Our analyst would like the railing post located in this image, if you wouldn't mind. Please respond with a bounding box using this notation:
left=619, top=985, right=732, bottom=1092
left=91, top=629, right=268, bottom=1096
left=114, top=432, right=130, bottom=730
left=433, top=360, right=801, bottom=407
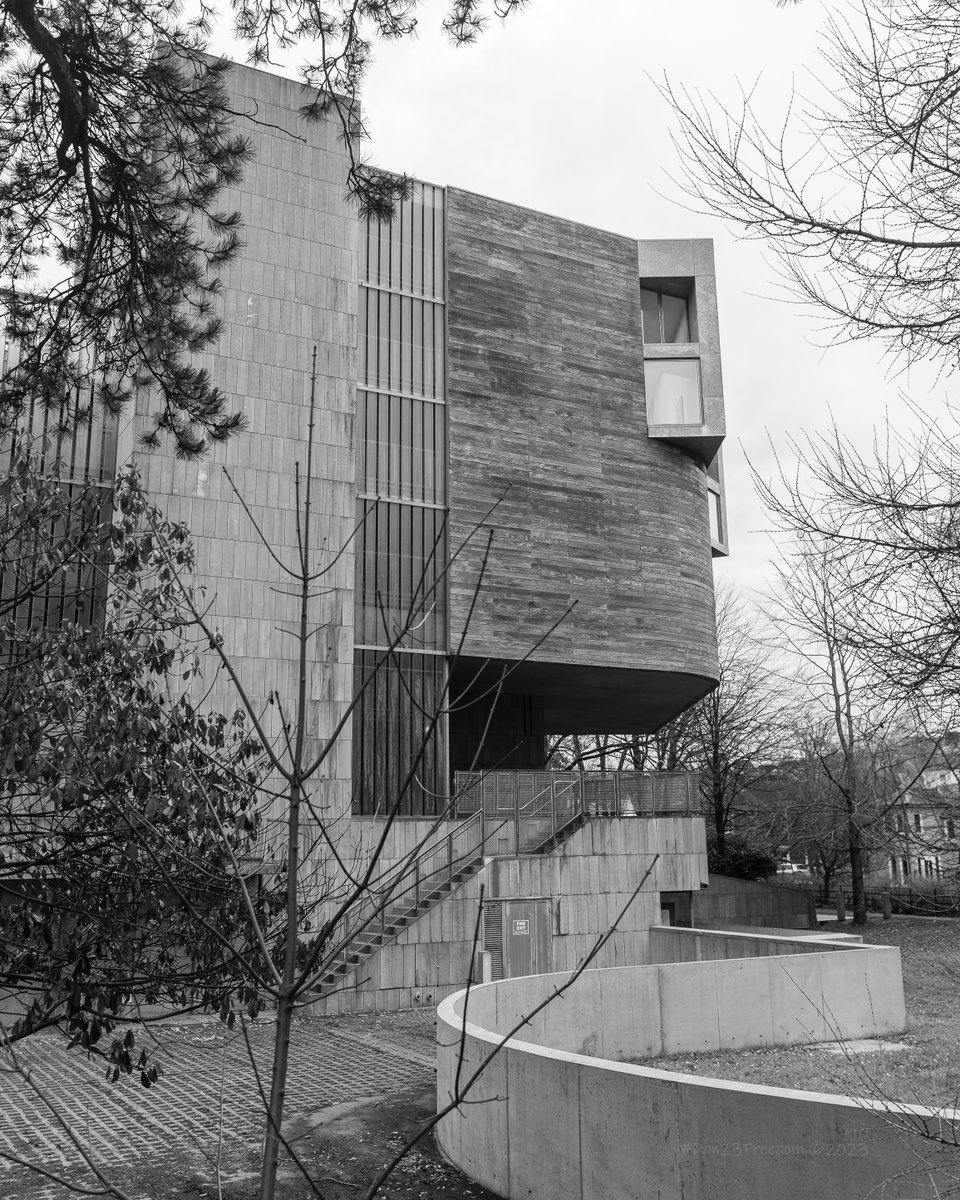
left=515, top=781, right=520, bottom=857
left=448, top=831, right=454, bottom=876
left=415, top=859, right=421, bottom=909
left=614, top=772, right=621, bottom=818
left=551, top=777, right=557, bottom=835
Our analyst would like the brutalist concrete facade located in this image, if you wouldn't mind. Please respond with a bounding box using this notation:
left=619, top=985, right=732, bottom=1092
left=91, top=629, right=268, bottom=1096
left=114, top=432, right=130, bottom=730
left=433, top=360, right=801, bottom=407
left=115, top=61, right=727, bottom=1009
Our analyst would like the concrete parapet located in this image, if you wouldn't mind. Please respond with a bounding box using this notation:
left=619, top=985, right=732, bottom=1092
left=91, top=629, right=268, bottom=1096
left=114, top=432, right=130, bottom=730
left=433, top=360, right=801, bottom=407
left=436, top=933, right=954, bottom=1199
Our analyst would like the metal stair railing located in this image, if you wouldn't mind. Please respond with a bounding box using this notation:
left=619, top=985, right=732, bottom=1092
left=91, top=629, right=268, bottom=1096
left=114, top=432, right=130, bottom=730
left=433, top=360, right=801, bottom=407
left=319, top=808, right=485, bottom=986
left=455, top=770, right=700, bottom=855
left=516, top=776, right=582, bottom=854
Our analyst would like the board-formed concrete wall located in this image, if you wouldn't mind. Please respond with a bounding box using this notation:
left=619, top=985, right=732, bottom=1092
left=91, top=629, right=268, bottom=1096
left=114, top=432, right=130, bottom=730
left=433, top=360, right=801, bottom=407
left=436, top=935, right=958, bottom=1200
left=312, top=815, right=708, bottom=1013
left=485, top=816, right=708, bottom=972
left=691, top=872, right=816, bottom=930
left=445, top=188, right=718, bottom=689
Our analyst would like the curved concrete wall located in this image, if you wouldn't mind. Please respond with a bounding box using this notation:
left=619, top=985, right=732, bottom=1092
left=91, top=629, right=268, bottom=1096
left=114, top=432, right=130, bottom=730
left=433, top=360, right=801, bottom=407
left=437, top=936, right=957, bottom=1200
left=445, top=189, right=717, bottom=685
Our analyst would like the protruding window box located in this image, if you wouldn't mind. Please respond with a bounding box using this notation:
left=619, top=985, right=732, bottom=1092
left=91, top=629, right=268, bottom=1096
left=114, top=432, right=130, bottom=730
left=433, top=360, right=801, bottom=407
left=643, top=342, right=725, bottom=465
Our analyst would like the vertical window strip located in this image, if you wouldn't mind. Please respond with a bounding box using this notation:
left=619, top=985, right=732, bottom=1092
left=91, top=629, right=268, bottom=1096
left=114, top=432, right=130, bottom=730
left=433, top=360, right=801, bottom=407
left=357, top=393, right=447, bottom=507
left=352, top=649, right=446, bottom=815
left=354, top=183, right=448, bottom=816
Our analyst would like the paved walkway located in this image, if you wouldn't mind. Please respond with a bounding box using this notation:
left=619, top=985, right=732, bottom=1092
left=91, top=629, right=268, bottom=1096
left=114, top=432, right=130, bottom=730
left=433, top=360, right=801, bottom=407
left=0, top=1011, right=438, bottom=1199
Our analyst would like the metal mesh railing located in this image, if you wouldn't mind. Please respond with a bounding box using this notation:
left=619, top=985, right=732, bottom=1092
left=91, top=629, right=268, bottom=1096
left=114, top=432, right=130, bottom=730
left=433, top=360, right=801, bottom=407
left=454, top=770, right=700, bottom=855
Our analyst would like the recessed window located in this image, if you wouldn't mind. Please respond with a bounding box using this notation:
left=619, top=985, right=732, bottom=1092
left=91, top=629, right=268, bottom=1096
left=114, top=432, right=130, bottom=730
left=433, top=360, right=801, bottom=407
left=708, top=489, right=723, bottom=544
left=640, top=286, right=695, bottom=344
left=645, top=359, right=703, bottom=425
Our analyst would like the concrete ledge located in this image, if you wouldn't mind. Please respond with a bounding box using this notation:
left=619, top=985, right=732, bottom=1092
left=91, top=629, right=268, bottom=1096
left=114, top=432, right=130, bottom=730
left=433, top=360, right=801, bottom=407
left=437, top=932, right=956, bottom=1199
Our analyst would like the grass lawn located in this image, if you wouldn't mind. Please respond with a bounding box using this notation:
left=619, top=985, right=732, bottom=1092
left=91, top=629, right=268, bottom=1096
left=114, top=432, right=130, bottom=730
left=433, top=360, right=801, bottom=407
left=628, top=916, right=960, bottom=1109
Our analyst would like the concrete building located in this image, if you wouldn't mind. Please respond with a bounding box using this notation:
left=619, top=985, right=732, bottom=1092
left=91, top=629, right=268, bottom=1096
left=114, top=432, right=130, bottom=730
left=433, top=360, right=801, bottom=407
left=36, top=62, right=731, bottom=1009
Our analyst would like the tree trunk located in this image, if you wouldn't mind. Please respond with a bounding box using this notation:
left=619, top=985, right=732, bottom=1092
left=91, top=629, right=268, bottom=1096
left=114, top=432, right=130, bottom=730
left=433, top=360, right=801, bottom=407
left=260, top=985, right=296, bottom=1198
left=846, top=802, right=868, bottom=926
left=713, top=779, right=726, bottom=858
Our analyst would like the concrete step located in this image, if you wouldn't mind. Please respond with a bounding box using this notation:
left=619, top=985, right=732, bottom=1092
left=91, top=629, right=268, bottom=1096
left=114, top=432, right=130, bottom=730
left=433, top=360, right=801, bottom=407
left=310, top=853, right=484, bottom=999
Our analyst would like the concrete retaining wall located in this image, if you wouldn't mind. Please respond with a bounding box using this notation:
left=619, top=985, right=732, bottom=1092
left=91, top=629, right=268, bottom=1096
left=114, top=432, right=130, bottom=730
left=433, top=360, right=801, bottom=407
left=437, top=933, right=957, bottom=1199
left=314, top=816, right=708, bottom=1012
left=692, top=872, right=816, bottom=929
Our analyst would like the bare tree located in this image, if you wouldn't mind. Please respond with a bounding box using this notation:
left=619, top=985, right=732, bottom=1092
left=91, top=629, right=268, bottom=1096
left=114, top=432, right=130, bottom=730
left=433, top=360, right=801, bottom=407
left=756, top=411, right=960, bottom=714
left=664, top=0, right=960, bottom=368
left=767, top=536, right=945, bottom=923
left=547, top=719, right=698, bottom=774
left=691, top=584, right=794, bottom=867
left=549, top=585, right=793, bottom=877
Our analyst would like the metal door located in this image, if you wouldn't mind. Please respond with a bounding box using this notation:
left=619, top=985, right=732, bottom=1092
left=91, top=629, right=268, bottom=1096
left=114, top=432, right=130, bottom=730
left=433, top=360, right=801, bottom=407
left=502, top=899, right=552, bottom=978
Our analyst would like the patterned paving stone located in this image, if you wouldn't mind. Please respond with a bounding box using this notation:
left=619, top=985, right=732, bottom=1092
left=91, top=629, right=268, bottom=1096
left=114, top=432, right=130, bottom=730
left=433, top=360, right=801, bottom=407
left=0, top=1013, right=437, bottom=1198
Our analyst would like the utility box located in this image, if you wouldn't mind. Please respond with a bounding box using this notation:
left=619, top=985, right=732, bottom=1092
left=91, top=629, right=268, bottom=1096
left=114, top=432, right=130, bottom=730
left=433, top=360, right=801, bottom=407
left=501, top=899, right=552, bottom=979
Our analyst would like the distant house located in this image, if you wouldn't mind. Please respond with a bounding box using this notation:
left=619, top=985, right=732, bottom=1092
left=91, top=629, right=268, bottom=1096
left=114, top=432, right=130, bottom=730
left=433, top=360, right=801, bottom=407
left=887, top=751, right=960, bottom=885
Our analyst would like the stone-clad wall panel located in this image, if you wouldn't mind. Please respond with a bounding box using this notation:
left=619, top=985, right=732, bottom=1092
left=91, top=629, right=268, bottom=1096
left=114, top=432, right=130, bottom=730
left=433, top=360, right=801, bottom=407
left=445, top=189, right=718, bottom=679
left=116, top=64, right=359, bottom=824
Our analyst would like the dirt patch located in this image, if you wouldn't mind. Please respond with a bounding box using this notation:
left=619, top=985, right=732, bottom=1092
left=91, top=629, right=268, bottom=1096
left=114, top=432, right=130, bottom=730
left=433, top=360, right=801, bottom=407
left=293, top=1084, right=498, bottom=1200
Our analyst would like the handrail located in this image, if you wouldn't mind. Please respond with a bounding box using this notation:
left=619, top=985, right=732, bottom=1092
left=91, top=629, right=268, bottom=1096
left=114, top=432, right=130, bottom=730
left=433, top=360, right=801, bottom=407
left=454, top=770, right=700, bottom=855
left=322, top=809, right=485, bottom=982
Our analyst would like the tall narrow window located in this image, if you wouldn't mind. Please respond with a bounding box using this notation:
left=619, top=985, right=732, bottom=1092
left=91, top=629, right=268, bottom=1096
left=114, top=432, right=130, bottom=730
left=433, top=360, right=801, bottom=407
left=354, top=183, right=448, bottom=816
left=1, top=354, right=117, bottom=634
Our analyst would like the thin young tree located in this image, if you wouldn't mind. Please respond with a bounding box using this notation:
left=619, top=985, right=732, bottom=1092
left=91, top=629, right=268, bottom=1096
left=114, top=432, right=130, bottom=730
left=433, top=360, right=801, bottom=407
left=128, top=346, right=580, bottom=1200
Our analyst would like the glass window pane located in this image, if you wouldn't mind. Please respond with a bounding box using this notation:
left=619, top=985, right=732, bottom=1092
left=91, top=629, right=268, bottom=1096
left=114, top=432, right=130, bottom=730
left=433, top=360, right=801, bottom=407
left=377, top=292, right=390, bottom=391
left=400, top=295, right=412, bottom=395
left=389, top=293, right=401, bottom=391
left=412, top=188, right=424, bottom=297
left=433, top=188, right=445, bottom=300
left=423, top=402, right=435, bottom=503
left=661, top=293, right=690, bottom=342
left=412, top=301, right=424, bottom=396
left=377, top=219, right=389, bottom=288
left=363, top=290, right=376, bottom=388
left=399, top=395, right=411, bottom=499
left=400, top=194, right=412, bottom=294
left=434, top=305, right=444, bottom=399
left=640, top=288, right=660, bottom=344
left=709, top=491, right=723, bottom=544
left=645, top=359, right=702, bottom=425
left=377, top=393, right=390, bottom=494
left=390, top=204, right=402, bottom=290
left=423, top=305, right=435, bottom=397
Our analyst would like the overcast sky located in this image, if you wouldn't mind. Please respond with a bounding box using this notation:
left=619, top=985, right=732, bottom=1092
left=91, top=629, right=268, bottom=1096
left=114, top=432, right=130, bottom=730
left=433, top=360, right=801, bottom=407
left=212, top=0, right=958, bottom=603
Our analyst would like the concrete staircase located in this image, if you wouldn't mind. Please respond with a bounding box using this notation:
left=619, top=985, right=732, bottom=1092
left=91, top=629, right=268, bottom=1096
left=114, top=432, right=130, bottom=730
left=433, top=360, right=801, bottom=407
left=527, top=808, right=589, bottom=855
left=312, top=812, right=484, bottom=999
